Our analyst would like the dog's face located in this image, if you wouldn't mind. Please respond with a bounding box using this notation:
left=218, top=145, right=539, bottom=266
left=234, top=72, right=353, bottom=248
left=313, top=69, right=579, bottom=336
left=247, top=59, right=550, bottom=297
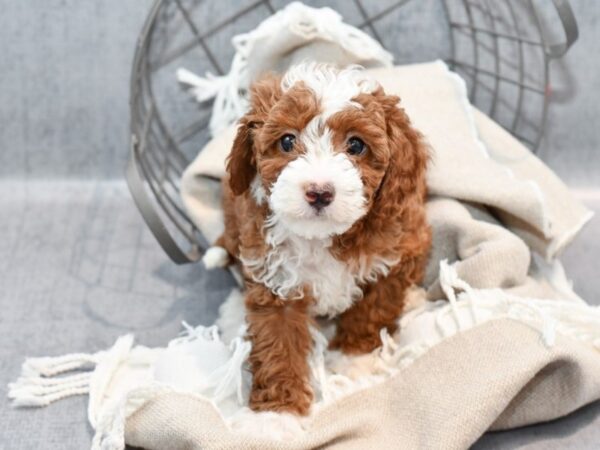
left=227, top=64, right=426, bottom=240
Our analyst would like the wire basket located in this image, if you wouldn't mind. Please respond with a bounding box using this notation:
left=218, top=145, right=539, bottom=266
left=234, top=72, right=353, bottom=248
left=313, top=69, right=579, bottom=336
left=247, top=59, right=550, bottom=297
left=127, top=0, right=578, bottom=264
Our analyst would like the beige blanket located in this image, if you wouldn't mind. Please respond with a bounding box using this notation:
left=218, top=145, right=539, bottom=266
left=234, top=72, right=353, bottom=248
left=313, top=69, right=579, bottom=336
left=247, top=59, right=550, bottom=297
left=125, top=319, right=600, bottom=450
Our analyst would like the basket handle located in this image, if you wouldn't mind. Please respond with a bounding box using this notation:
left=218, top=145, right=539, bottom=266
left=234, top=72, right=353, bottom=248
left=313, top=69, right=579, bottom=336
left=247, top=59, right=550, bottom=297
left=126, top=136, right=200, bottom=265
left=541, top=0, right=579, bottom=58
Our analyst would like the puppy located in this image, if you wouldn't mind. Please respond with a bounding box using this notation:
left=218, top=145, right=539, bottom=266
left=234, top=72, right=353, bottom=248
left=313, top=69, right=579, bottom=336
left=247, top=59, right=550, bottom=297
left=204, top=63, right=431, bottom=416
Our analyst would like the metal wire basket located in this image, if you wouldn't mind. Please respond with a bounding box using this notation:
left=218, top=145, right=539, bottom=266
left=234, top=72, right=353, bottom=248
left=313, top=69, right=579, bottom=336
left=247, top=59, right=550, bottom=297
left=127, top=0, right=578, bottom=264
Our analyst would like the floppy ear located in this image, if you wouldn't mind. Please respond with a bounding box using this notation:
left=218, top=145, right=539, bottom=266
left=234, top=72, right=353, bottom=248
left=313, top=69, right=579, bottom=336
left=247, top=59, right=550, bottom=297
left=226, top=73, right=282, bottom=196
left=376, top=91, right=429, bottom=203
left=227, top=118, right=257, bottom=196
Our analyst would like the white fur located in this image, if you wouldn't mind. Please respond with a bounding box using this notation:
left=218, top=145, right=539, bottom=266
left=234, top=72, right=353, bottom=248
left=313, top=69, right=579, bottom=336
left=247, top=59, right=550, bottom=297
left=356, top=255, right=400, bottom=284
left=269, top=120, right=366, bottom=240
left=281, top=62, right=379, bottom=119
left=242, top=219, right=364, bottom=317
left=250, top=176, right=267, bottom=205
left=202, top=246, right=229, bottom=269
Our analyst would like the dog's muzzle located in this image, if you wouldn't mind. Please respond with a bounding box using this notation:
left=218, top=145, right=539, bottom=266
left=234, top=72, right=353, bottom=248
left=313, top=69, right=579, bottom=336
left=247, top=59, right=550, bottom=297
left=304, top=182, right=335, bottom=211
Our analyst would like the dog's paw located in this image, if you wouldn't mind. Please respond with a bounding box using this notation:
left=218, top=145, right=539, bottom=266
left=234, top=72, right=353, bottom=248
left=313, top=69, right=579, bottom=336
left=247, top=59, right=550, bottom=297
left=249, top=382, right=313, bottom=416
left=202, top=246, right=230, bottom=270
left=329, top=330, right=382, bottom=355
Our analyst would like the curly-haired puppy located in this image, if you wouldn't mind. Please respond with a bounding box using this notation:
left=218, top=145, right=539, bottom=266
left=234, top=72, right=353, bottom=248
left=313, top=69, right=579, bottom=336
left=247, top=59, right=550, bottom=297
left=203, top=63, right=431, bottom=415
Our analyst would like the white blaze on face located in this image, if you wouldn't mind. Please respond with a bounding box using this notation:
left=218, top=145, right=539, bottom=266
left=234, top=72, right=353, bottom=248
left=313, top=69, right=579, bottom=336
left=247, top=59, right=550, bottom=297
left=280, top=62, right=379, bottom=120
left=267, top=63, right=380, bottom=240
left=269, top=117, right=366, bottom=239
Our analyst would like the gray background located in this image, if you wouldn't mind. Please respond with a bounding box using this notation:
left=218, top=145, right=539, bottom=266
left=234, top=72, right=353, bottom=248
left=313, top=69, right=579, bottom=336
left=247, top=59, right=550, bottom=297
left=0, top=0, right=598, bottom=449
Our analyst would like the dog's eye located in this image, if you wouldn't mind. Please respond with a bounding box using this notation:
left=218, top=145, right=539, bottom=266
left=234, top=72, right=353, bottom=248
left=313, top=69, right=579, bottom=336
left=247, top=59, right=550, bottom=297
left=347, top=137, right=366, bottom=156
left=279, top=134, right=296, bottom=152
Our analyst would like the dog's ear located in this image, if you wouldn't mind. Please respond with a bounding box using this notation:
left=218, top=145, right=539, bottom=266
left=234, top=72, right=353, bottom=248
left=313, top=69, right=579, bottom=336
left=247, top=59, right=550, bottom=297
left=248, top=72, right=283, bottom=118
left=226, top=73, right=282, bottom=196
left=227, top=117, right=257, bottom=195
left=375, top=90, right=429, bottom=204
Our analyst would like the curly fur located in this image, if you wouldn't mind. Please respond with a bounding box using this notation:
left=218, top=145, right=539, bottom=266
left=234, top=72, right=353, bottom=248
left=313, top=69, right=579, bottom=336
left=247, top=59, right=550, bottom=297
left=212, top=63, right=431, bottom=415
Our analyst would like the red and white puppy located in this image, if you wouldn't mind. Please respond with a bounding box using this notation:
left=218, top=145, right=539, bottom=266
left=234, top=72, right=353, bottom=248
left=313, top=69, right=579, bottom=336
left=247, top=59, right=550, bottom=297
left=204, top=63, right=431, bottom=415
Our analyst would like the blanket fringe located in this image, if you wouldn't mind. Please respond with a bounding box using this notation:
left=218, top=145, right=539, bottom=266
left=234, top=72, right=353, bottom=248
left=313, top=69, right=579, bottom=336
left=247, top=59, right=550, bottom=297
left=8, top=372, right=92, bottom=407
left=20, top=352, right=98, bottom=377
left=436, top=260, right=600, bottom=350
left=167, top=323, right=250, bottom=405
left=8, top=335, right=135, bottom=412
left=8, top=353, right=98, bottom=407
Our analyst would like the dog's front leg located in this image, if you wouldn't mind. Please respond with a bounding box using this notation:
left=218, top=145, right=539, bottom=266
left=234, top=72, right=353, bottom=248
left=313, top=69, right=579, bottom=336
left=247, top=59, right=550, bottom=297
left=329, top=270, right=409, bottom=355
left=245, top=283, right=314, bottom=415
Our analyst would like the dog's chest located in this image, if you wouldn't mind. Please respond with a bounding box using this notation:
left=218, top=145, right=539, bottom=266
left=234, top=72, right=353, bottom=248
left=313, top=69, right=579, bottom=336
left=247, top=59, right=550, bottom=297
left=244, top=233, right=362, bottom=317
left=293, top=240, right=363, bottom=316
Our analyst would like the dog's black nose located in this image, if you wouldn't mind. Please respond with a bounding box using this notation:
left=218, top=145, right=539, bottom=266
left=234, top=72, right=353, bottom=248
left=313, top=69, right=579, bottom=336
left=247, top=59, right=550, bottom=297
left=305, top=184, right=335, bottom=209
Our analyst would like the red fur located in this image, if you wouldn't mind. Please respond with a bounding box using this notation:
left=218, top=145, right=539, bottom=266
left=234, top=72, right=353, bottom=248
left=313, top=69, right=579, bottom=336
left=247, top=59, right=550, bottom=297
left=218, top=70, right=431, bottom=415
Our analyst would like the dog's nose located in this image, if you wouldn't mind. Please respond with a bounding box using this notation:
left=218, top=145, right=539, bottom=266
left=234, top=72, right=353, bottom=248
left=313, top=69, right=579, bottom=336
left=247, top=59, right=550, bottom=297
left=304, top=183, right=335, bottom=209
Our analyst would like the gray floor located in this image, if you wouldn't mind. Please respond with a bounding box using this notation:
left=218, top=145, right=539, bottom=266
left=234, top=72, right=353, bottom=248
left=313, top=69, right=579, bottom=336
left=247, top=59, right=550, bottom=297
left=0, top=180, right=234, bottom=449
left=0, top=180, right=598, bottom=449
